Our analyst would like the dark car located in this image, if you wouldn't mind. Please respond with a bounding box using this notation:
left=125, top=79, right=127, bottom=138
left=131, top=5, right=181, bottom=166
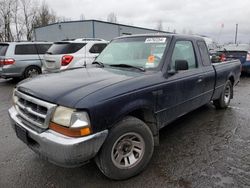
left=217, top=44, right=250, bottom=73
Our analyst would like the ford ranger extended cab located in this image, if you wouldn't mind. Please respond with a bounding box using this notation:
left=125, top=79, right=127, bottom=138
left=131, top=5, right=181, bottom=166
left=9, top=34, right=241, bottom=180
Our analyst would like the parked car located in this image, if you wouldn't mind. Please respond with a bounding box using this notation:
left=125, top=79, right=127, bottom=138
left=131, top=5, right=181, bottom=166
left=210, top=51, right=227, bottom=63
left=217, top=44, right=250, bottom=73
left=0, top=42, right=52, bottom=79
left=9, top=34, right=241, bottom=180
left=42, top=38, right=108, bottom=72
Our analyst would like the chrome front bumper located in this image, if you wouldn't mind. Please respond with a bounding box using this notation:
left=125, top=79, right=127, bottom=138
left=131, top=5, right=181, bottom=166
left=8, top=106, right=108, bottom=167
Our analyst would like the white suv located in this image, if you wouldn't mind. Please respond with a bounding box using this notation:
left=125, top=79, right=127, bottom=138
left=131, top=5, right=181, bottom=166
left=43, top=38, right=108, bottom=72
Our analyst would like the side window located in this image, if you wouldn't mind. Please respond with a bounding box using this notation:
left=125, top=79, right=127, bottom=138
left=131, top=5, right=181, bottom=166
left=15, top=44, right=37, bottom=55
left=171, top=41, right=197, bottom=70
left=89, top=43, right=107, bottom=54
left=197, top=41, right=211, bottom=66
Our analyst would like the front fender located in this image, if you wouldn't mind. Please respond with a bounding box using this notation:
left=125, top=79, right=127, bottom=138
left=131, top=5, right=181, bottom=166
left=111, top=99, right=155, bottom=126
left=89, top=92, right=156, bottom=133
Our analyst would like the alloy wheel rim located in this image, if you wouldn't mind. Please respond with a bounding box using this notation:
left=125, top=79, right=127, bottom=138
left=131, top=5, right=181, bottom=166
left=111, top=132, right=145, bottom=169
left=27, top=69, right=39, bottom=78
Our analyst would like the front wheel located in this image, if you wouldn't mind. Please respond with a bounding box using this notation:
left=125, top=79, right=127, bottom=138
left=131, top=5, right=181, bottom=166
left=95, top=116, right=154, bottom=180
left=213, top=80, right=232, bottom=109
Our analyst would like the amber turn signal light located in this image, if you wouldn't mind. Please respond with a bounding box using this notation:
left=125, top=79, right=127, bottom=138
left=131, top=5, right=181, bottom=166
left=49, top=122, right=91, bottom=137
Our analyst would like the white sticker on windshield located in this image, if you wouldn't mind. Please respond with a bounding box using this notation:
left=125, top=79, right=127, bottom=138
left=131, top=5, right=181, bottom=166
left=145, top=38, right=166, bottom=43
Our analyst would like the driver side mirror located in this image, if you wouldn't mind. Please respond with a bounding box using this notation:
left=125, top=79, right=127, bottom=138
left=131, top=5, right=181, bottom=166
left=175, top=60, right=188, bottom=71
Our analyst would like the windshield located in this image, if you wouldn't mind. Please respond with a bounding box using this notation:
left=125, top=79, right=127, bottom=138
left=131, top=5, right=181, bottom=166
left=96, top=36, right=168, bottom=69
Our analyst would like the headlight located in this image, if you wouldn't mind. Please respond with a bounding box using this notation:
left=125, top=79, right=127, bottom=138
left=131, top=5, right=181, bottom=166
left=52, top=106, right=74, bottom=127
left=50, top=106, right=91, bottom=137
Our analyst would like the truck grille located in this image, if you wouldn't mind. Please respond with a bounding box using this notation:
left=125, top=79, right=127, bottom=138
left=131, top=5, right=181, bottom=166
left=14, top=90, right=56, bottom=129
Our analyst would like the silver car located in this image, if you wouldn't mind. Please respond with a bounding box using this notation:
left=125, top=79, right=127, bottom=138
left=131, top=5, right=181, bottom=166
left=0, top=42, right=52, bottom=79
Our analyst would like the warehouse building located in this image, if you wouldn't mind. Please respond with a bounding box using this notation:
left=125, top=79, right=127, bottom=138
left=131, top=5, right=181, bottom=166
left=34, top=19, right=169, bottom=41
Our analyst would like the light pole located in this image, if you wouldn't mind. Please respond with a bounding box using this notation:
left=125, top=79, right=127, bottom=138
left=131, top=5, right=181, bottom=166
left=235, top=24, right=238, bottom=44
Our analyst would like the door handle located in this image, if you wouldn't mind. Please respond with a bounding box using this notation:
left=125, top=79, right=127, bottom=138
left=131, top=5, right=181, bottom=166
left=197, top=76, right=203, bottom=83
left=197, top=79, right=202, bottom=83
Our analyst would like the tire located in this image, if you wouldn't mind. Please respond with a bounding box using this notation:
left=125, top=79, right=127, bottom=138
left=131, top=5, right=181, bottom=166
left=95, top=116, right=154, bottom=180
left=213, top=80, right=232, bottom=109
left=23, top=66, right=41, bottom=79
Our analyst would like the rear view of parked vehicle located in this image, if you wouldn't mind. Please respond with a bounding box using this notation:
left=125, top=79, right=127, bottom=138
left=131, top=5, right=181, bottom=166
left=0, top=42, right=52, bottom=79
left=218, top=44, right=250, bottom=73
left=210, top=51, right=226, bottom=63
left=43, top=38, right=108, bottom=72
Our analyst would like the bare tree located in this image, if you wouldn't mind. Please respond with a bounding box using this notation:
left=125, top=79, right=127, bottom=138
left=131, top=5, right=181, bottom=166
left=182, top=28, right=186, bottom=34
left=80, top=14, right=85, bottom=20
left=13, top=0, right=23, bottom=41
left=33, top=0, right=57, bottom=28
left=188, top=29, right=193, bottom=35
left=0, top=0, right=59, bottom=41
left=107, top=12, right=117, bottom=23
left=0, top=0, right=14, bottom=41
left=156, top=20, right=163, bottom=31
left=57, top=16, right=71, bottom=22
left=20, top=0, right=37, bottom=40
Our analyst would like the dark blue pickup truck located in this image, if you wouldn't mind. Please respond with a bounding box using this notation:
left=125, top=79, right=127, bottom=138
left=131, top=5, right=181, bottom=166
left=9, top=34, right=241, bottom=180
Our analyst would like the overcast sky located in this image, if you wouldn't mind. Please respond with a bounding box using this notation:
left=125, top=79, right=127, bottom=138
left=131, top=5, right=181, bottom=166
left=46, top=0, right=250, bottom=43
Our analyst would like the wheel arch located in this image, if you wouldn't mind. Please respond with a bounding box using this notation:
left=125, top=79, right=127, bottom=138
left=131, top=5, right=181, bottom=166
left=110, top=104, right=159, bottom=146
left=228, top=75, right=234, bottom=98
left=22, top=65, right=42, bottom=77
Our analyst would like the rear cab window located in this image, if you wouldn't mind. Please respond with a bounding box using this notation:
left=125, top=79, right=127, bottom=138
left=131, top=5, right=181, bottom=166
left=197, top=41, right=211, bottom=66
left=15, top=44, right=52, bottom=55
left=0, top=44, right=9, bottom=56
left=47, top=42, right=86, bottom=54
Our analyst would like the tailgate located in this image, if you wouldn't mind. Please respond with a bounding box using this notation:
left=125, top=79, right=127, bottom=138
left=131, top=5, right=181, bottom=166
left=43, top=54, right=62, bottom=70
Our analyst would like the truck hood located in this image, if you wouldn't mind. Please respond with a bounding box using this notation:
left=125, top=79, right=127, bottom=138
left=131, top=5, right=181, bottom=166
left=17, top=67, right=143, bottom=107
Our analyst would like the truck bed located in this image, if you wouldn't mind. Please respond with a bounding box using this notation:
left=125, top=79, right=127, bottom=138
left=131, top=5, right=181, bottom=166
left=212, top=59, right=241, bottom=100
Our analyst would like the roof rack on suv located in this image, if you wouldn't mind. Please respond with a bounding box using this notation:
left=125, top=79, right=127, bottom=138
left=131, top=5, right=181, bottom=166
left=74, top=38, right=106, bottom=42
left=14, top=40, right=49, bottom=42
left=61, top=38, right=76, bottom=41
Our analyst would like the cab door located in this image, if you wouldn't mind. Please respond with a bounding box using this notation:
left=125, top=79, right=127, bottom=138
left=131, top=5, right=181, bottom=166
left=157, top=40, right=205, bottom=127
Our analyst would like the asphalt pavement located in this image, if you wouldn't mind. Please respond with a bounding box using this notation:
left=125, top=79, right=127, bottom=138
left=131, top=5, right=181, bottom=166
left=0, top=77, right=250, bottom=188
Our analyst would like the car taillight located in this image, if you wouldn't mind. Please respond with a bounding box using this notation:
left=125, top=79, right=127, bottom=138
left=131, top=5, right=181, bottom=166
left=219, top=53, right=226, bottom=62
left=0, top=58, right=15, bottom=65
left=61, top=55, right=73, bottom=66
left=246, top=52, right=250, bottom=61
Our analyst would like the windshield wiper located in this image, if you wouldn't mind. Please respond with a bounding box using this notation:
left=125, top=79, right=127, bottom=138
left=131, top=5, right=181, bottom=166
left=92, top=61, right=104, bottom=67
left=109, top=64, right=145, bottom=72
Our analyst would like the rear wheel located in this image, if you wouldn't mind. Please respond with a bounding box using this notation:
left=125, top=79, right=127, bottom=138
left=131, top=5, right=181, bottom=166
left=23, top=66, right=41, bottom=79
left=213, top=80, right=232, bottom=109
left=95, top=116, right=154, bottom=180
